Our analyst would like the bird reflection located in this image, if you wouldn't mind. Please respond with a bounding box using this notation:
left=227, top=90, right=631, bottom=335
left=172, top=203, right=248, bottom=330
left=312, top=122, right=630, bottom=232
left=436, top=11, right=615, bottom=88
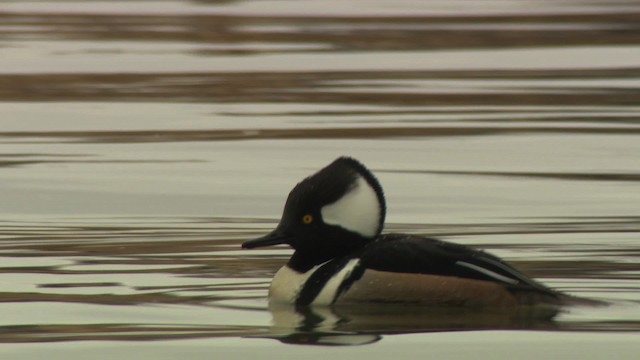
left=258, top=303, right=561, bottom=346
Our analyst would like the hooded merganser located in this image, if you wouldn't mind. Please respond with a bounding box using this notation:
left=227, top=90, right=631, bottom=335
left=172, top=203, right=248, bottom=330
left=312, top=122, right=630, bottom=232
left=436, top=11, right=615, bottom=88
left=242, top=156, right=567, bottom=308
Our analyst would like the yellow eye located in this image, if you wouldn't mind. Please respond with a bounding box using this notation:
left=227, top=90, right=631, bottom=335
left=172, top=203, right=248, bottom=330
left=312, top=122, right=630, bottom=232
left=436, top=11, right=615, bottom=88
left=302, top=214, right=313, bottom=224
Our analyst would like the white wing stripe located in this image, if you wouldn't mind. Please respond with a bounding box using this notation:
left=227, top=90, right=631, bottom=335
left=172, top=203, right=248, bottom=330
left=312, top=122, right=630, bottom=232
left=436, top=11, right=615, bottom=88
left=455, top=261, right=520, bottom=285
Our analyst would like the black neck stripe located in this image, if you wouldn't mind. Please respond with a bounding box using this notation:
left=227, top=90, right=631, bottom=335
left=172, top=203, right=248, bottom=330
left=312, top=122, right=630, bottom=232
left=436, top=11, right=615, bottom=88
left=332, top=263, right=365, bottom=302
left=295, top=257, right=354, bottom=307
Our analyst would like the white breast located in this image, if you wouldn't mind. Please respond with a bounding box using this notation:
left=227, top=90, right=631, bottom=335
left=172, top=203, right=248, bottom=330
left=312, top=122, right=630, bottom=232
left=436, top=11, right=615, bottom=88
left=269, top=265, right=317, bottom=304
left=269, top=259, right=361, bottom=305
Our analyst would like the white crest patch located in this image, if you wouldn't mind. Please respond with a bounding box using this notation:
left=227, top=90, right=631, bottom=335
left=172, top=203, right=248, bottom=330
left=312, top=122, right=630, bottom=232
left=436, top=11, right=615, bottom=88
left=320, top=176, right=381, bottom=237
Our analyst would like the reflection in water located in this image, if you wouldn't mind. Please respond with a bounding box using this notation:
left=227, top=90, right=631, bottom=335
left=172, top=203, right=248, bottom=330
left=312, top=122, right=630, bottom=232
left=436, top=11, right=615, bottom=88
left=265, top=304, right=559, bottom=346
left=259, top=298, right=640, bottom=346
left=0, top=217, right=638, bottom=344
left=1, top=10, right=639, bottom=50
left=4, top=126, right=640, bottom=144
left=0, top=0, right=639, bottom=352
left=385, top=170, right=640, bottom=182
left=3, top=69, right=640, bottom=105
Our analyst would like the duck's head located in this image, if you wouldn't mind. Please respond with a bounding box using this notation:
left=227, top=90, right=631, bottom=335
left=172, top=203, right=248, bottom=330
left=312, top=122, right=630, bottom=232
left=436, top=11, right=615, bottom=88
left=242, top=157, right=386, bottom=263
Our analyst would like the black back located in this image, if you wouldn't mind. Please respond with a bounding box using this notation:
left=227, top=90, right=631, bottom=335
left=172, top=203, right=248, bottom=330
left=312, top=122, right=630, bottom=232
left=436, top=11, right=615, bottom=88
left=356, top=234, right=558, bottom=296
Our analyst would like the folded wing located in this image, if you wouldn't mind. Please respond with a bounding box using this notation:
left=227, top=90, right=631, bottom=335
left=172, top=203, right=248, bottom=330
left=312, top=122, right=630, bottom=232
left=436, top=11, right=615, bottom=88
left=358, top=234, right=558, bottom=296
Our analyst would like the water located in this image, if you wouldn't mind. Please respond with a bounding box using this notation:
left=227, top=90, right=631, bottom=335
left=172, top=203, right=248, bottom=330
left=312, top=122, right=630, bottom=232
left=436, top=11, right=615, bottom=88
left=1, top=0, right=639, bottom=358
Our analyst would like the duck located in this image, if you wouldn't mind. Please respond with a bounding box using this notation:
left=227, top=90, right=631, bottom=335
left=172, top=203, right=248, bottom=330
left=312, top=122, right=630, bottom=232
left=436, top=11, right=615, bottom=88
left=242, top=156, right=574, bottom=308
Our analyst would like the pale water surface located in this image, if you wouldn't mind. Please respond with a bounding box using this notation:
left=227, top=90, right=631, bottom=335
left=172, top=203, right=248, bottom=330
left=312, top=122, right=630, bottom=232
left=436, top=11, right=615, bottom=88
left=0, top=0, right=639, bottom=359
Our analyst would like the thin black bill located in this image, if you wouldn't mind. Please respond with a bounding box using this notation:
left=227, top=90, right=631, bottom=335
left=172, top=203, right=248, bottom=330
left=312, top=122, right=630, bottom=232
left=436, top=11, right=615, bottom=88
left=242, top=229, right=292, bottom=249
